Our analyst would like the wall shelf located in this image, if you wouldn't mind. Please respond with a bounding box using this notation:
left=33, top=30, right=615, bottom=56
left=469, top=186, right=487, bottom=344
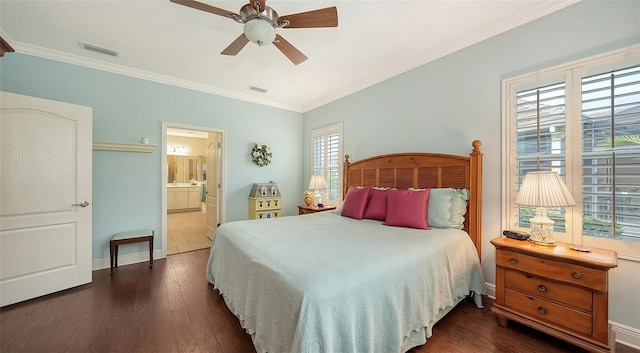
left=93, top=141, right=156, bottom=153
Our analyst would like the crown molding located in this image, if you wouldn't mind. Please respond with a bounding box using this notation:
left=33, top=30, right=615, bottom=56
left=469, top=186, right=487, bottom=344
left=3, top=0, right=580, bottom=114
left=10, top=41, right=304, bottom=113
left=301, top=0, right=582, bottom=112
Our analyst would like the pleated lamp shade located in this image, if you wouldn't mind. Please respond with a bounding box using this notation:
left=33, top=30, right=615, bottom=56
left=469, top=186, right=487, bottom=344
left=516, top=171, right=576, bottom=207
left=308, top=175, right=327, bottom=190
left=308, top=175, right=327, bottom=206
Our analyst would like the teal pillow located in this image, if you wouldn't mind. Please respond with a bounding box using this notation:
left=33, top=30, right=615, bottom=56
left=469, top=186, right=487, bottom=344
left=427, top=189, right=453, bottom=228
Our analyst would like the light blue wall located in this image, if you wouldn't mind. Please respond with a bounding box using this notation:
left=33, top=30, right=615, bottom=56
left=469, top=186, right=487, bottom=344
left=2, top=0, right=639, bottom=336
left=303, top=1, right=640, bottom=330
left=1, top=54, right=303, bottom=261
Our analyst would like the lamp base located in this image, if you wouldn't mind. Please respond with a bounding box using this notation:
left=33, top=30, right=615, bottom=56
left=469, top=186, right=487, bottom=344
left=527, top=207, right=556, bottom=246
left=528, top=238, right=556, bottom=246
left=569, top=244, right=591, bottom=252
left=313, top=190, right=322, bottom=207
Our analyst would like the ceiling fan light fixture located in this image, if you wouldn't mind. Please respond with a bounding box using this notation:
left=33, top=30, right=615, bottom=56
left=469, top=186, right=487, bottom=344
left=169, top=1, right=339, bottom=64
left=243, top=18, right=276, bottom=46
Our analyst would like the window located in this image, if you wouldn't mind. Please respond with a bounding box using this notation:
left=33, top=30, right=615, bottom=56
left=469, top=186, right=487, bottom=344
left=514, top=83, right=569, bottom=232
left=311, top=123, right=343, bottom=205
left=503, top=45, right=640, bottom=258
left=581, top=67, right=640, bottom=241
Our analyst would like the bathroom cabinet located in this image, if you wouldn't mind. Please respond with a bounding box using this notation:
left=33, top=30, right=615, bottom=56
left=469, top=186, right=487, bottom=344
left=167, top=186, right=201, bottom=212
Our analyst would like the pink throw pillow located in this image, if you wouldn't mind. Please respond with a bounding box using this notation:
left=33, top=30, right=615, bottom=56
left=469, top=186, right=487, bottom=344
left=363, top=188, right=388, bottom=221
left=341, top=186, right=371, bottom=220
left=385, top=189, right=431, bottom=229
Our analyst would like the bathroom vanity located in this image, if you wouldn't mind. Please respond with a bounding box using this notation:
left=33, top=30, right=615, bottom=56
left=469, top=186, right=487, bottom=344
left=167, top=183, right=203, bottom=212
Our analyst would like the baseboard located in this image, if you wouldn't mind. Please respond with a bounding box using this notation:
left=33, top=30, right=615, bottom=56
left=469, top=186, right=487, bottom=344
left=611, top=321, right=640, bottom=350
left=484, top=281, right=496, bottom=299
left=92, top=249, right=164, bottom=271
left=483, top=282, right=640, bottom=349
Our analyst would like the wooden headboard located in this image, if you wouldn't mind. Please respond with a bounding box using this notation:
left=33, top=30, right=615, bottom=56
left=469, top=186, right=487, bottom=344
left=343, top=140, right=483, bottom=258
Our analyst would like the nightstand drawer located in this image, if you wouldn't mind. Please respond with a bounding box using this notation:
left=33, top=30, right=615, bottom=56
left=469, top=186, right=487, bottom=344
left=297, top=205, right=337, bottom=215
left=505, top=288, right=592, bottom=336
left=496, top=249, right=607, bottom=291
left=505, top=269, right=592, bottom=312
left=299, top=207, right=315, bottom=215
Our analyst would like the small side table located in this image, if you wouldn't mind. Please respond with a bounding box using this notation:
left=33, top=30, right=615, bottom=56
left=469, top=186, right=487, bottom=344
left=298, top=204, right=337, bottom=215
left=490, top=236, right=617, bottom=352
left=110, top=229, right=154, bottom=276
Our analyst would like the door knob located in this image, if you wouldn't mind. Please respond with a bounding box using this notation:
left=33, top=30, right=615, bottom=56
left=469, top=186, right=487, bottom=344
left=72, top=201, right=90, bottom=207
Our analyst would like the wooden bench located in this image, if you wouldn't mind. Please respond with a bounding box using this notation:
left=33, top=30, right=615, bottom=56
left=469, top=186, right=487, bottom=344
left=110, top=229, right=154, bottom=276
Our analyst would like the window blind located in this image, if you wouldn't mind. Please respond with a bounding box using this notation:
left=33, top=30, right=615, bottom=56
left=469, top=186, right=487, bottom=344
left=311, top=124, right=342, bottom=203
left=581, top=66, right=640, bottom=240
left=515, top=83, right=569, bottom=232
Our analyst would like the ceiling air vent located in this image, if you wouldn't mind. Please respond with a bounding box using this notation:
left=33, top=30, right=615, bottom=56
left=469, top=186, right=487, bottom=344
left=248, top=86, right=268, bottom=94
left=80, top=42, right=119, bottom=57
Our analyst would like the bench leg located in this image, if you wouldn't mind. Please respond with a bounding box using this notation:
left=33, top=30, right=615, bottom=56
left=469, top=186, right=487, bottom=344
left=110, top=233, right=154, bottom=275
left=149, top=236, right=153, bottom=269
left=110, top=240, right=115, bottom=276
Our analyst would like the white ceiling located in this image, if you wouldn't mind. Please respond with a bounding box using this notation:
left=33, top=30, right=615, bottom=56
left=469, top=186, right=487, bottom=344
left=0, top=0, right=578, bottom=112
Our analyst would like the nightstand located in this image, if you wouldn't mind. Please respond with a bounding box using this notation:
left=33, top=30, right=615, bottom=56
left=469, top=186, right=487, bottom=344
left=297, top=204, right=337, bottom=215
left=490, top=236, right=617, bottom=353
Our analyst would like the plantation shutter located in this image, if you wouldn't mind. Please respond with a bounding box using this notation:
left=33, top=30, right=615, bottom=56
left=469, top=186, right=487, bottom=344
left=311, top=124, right=343, bottom=203
left=581, top=65, right=640, bottom=240
left=515, top=82, right=569, bottom=231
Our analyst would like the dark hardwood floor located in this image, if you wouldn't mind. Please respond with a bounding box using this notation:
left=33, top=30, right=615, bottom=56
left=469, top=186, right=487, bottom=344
left=1, top=249, right=637, bottom=353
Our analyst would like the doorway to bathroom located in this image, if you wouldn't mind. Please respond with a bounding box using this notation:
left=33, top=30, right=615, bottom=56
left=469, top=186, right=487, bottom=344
left=162, top=123, right=225, bottom=256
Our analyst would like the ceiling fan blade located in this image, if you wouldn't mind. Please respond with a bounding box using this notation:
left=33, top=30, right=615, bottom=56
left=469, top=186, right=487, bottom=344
left=249, top=0, right=266, bottom=13
left=279, top=7, right=338, bottom=28
left=273, top=34, right=308, bottom=65
left=221, top=34, right=250, bottom=56
left=170, top=0, right=238, bottom=18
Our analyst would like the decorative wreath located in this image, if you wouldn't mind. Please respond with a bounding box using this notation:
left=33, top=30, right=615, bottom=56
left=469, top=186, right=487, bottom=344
left=251, top=143, right=272, bottom=167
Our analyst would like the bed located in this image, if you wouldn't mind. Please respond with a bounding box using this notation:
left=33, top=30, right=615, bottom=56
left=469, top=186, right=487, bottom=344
left=206, top=140, right=485, bottom=353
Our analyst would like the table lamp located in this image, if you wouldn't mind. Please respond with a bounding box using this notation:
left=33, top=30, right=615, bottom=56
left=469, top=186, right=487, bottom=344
left=515, top=171, right=576, bottom=246
left=308, top=174, right=327, bottom=206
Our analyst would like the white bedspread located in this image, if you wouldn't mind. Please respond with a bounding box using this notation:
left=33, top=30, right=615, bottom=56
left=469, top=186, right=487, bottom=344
left=206, top=212, right=486, bottom=353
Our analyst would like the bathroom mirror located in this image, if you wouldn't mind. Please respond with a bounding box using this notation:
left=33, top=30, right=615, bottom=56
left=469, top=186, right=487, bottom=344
left=167, top=155, right=206, bottom=183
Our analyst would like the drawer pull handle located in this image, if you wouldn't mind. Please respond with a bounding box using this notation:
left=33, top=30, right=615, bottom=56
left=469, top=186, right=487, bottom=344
left=538, top=306, right=547, bottom=315
left=509, top=258, right=517, bottom=264
left=572, top=272, right=583, bottom=279
left=538, top=284, right=547, bottom=292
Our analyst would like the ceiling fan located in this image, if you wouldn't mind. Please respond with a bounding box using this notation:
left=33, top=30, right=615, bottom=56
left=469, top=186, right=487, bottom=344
left=170, top=0, right=338, bottom=65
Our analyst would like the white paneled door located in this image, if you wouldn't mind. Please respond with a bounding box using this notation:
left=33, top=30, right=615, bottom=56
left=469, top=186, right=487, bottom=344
left=0, top=91, right=92, bottom=307
left=206, top=133, right=220, bottom=240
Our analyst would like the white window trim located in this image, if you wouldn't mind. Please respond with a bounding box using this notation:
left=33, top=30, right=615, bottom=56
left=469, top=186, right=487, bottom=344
left=502, top=44, right=640, bottom=261
left=311, top=123, right=343, bottom=205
